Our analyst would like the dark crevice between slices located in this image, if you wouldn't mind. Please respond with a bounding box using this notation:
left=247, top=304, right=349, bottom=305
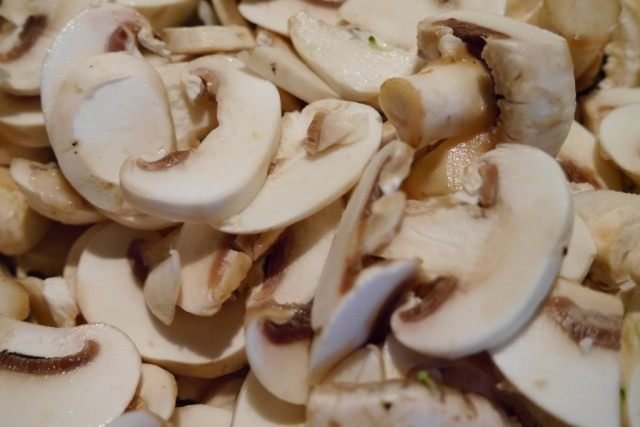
left=127, top=239, right=150, bottom=283
left=0, top=339, right=99, bottom=375
left=263, top=303, right=313, bottom=345
left=399, top=276, right=457, bottom=322
left=432, top=18, right=508, bottom=60
left=0, top=15, right=47, bottom=63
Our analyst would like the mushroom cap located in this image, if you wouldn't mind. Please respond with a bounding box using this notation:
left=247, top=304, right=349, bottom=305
left=120, top=55, right=281, bottom=222
left=217, top=99, right=381, bottom=234
left=0, top=317, right=141, bottom=427
left=386, top=144, right=573, bottom=358
left=599, top=103, right=640, bottom=184
left=491, top=279, right=622, bottom=427
left=76, top=223, right=246, bottom=378
left=238, top=0, right=341, bottom=36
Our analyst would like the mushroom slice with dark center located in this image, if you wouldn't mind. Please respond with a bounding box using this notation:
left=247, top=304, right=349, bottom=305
left=383, top=144, right=572, bottom=358
left=491, top=279, right=622, bottom=427
left=238, top=0, right=341, bottom=36
left=0, top=317, right=141, bottom=427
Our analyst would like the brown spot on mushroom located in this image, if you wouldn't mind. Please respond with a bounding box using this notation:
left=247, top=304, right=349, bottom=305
left=0, top=340, right=99, bottom=375
left=107, top=22, right=142, bottom=52
left=545, top=296, right=622, bottom=350
left=0, top=15, right=47, bottom=62
left=263, top=303, right=313, bottom=345
left=305, top=110, right=328, bottom=154
left=557, top=160, right=601, bottom=188
left=137, top=150, right=191, bottom=171
left=478, top=163, right=499, bottom=208
left=191, top=68, right=220, bottom=100
left=399, top=277, right=457, bottom=321
left=208, top=241, right=232, bottom=288
left=433, top=18, right=508, bottom=59
left=127, top=239, right=150, bottom=283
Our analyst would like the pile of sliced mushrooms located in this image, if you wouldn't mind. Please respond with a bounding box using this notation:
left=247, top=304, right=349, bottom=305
left=1, top=0, right=640, bottom=426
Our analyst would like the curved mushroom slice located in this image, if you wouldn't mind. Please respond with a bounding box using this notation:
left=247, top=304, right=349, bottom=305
left=130, top=363, right=177, bottom=420
left=239, top=0, right=341, bottom=35
left=308, top=380, right=509, bottom=427
left=0, top=317, right=141, bottom=427
left=0, top=267, right=29, bottom=320
left=119, top=0, right=198, bottom=29
left=10, top=159, right=104, bottom=225
left=63, top=222, right=108, bottom=295
left=289, top=12, right=420, bottom=103
left=120, top=55, right=281, bottom=222
left=172, top=404, right=232, bottom=427
left=143, top=250, right=182, bottom=325
left=560, top=216, right=596, bottom=283
left=556, top=121, right=623, bottom=191
left=76, top=223, right=247, bottom=378
left=161, top=25, right=254, bottom=54
left=108, top=411, right=167, bottom=427
left=0, top=166, right=51, bottom=256
left=309, top=259, right=418, bottom=383
left=599, top=103, right=640, bottom=185
left=323, top=345, right=385, bottom=384
left=603, top=0, right=640, bottom=88
left=232, top=372, right=305, bottom=427
left=218, top=99, right=382, bottom=234
left=175, top=223, right=252, bottom=317
left=418, top=11, right=575, bottom=156
left=580, top=87, right=640, bottom=133
left=491, top=279, right=622, bottom=427
left=245, top=202, right=341, bottom=404
left=42, top=276, right=79, bottom=327
left=238, top=30, right=339, bottom=104
left=0, top=93, right=48, bottom=148
left=622, top=312, right=640, bottom=427
left=384, top=144, right=572, bottom=358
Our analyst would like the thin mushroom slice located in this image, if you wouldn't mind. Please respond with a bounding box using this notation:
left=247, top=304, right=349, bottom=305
left=120, top=55, right=281, bottom=222
left=491, top=279, right=622, bottom=427
left=0, top=317, right=141, bottom=427
left=119, top=0, right=199, bottom=29
left=599, top=103, right=640, bottom=185
left=161, top=25, right=254, bottom=54
left=42, top=276, right=79, bottom=327
left=622, top=312, right=640, bottom=427
left=239, top=0, right=341, bottom=36
left=9, top=159, right=104, bottom=225
left=172, top=404, right=232, bottom=427
left=217, top=99, right=382, bottom=234
left=232, top=372, right=305, bottom=427
left=559, top=216, right=596, bottom=283
left=418, top=11, right=575, bottom=156
left=0, top=267, right=29, bottom=320
left=0, top=92, right=48, bottom=148
left=289, top=12, right=420, bottom=103
left=244, top=201, right=341, bottom=405
left=130, top=363, right=177, bottom=421
left=108, top=411, right=167, bottom=427
left=143, top=250, right=182, bottom=325
left=385, top=144, right=573, bottom=358
left=63, top=222, right=109, bottom=296
left=76, top=223, right=247, bottom=378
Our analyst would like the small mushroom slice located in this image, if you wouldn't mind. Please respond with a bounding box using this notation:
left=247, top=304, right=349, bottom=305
left=418, top=11, right=575, bottom=156
left=559, top=216, right=596, bottom=283
left=143, top=249, right=182, bottom=325
left=491, top=279, right=622, bottom=427
left=556, top=121, right=623, bottom=191
left=323, top=345, right=385, bottom=385
left=239, top=0, right=341, bottom=35
left=130, top=363, right=177, bottom=420
left=0, top=92, right=48, bottom=148
left=10, top=159, right=104, bottom=225
left=161, top=25, right=254, bottom=54
left=599, top=103, right=640, bottom=185
left=0, top=317, right=141, bottom=427
left=42, top=276, right=79, bottom=327
left=108, top=411, right=167, bottom=427
left=217, top=99, right=382, bottom=234
left=232, top=372, right=305, bottom=427
left=602, top=0, right=640, bottom=88
left=0, top=166, right=51, bottom=256
left=0, top=267, right=29, bottom=320
left=289, top=12, right=420, bottom=103
left=76, top=223, right=246, bottom=378
left=172, top=405, right=232, bottom=427
left=384, top=144, right=573, bottom=358
left=580, top=87, right=640, bottom=133
left=120, top=55, right=281, bottom=222
left=119, top=0, right=198, bottom=29
left=308, top=380, right=509, bottom=427
left=622, top=312, right=640, bottom=427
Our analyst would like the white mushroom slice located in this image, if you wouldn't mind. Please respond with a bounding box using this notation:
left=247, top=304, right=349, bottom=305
left=289, top=12, right=420, bottom=103
left=418, top=11, right=575, bottom=156
left=120, top=55, right=281, bottom=222
left=232, top=372, right=305, bottom=427
left=238, top=30, right=339, bottom=104
left=108, top=411, right=167, bottom=427
left=144, top=250, right=182, bottom=325
left=603, top=0, right=640, bottom=88
left=245, top=202, right=341, bottom=405
left=162, top=25, right=254, bottom=54
left=309, top=259, right=418, bottom=383
left=119, top=0, right=198, bottom=28
left=172, top=405, right=232, bottom=427
left=385, top=144, right=572, bottom=358
left=10, top=159, right=104, bottom=225
left=42, top=276, right=79, bottom=327
left=0, top=267, right=29, bottom=320
left=239, top=0, right=340, bottom=35
left=0, top=166, right=50, bottom=255
left=211, top=0, right=249, bottom=26
left=0, top=93, right=48, bottom=148
left=323, top=345, right=385, bottom=384
left=560, top=216, right=596, bottom=283
left=76, top=223, right=246, bottom=378
left=217, top=99, right=382, bottom=234
left=338, top=0, right=507, bottom=50
left=622, top=312, right=640, bottom=427
left=0, top=317, right=141, bottom=427
left=130, top=363, right=177, bottom=420
left=600, top=103, right=640, bottom=185
left=308, top=380, right=509, bottom=427
left=556, top=121, right=623, bottom=191
left=580, top=87, right=640, bottom=133
left=491, top=279, right=622, bottom=427
left=63, top=222, right=108, bottom=295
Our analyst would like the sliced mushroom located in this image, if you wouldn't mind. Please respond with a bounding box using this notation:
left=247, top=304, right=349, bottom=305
left=602, top=0, right=640, bottom=88
left=419, top=11, right=574, bottom=156
left=384, top=144, right=572, bottom=358
left=323, top=345, right=385, bottom=385
left=120, top=55, right=281, bottom=222
left=0, top=317, right=141, bottom=427
left=239, top=0, right=341, bottom=35
left=76, top=223, right=247, bottom=378
left=42, top=276, right=79, bottom=327
left=63, top=222, right=109, bottom=296
left=599, top=103, right=640, bottom=185
left=244, top=201, right=341, bottom=404
left=491, top=279, right=622, bottom=427
left=217, top=99, right=382, bottom=234
left=232, top=228, right=284, bottom=261
left=211, top=0, right=249, bottom=27
left=143, top=249, right=182, bottom=325
left=560, top=216, right=596, bottom=283
left=232, top=372, right=305, bottom=427
left=0, top=92, right=48, bottom=148
left=108, top=411, right=167, bottom=427
left=120, top=0, right=198, bottom=29
left=161, top=25, right=254, bottom=54
left=0, top=267, right=29, bottom=320
left=580, top=87, right=640, bottom=133
left=10, top=159, right=104, bottom=225
left=130, top=363, right=177, bottom=421
left=622, top=312, right=640, bottom=427
left=172, top=404, right=232, bottom=427
left=289, top=12, right=421, bottom=103
left=17, top=276, right=56, bottom=326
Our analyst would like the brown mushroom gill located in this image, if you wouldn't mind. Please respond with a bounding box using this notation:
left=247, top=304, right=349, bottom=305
left=0, top=340, right=99, bottom=375
left=478, top=162, right=499, bottom=208
left=137, top=150, right=192, bottom=171
left=106, top=22, right=142, bottom=52
left=0, top=15, right=47, bottom=62
left=399, top=277, right=458, bottom=322
left=263, top=303, right=313, bottom=345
